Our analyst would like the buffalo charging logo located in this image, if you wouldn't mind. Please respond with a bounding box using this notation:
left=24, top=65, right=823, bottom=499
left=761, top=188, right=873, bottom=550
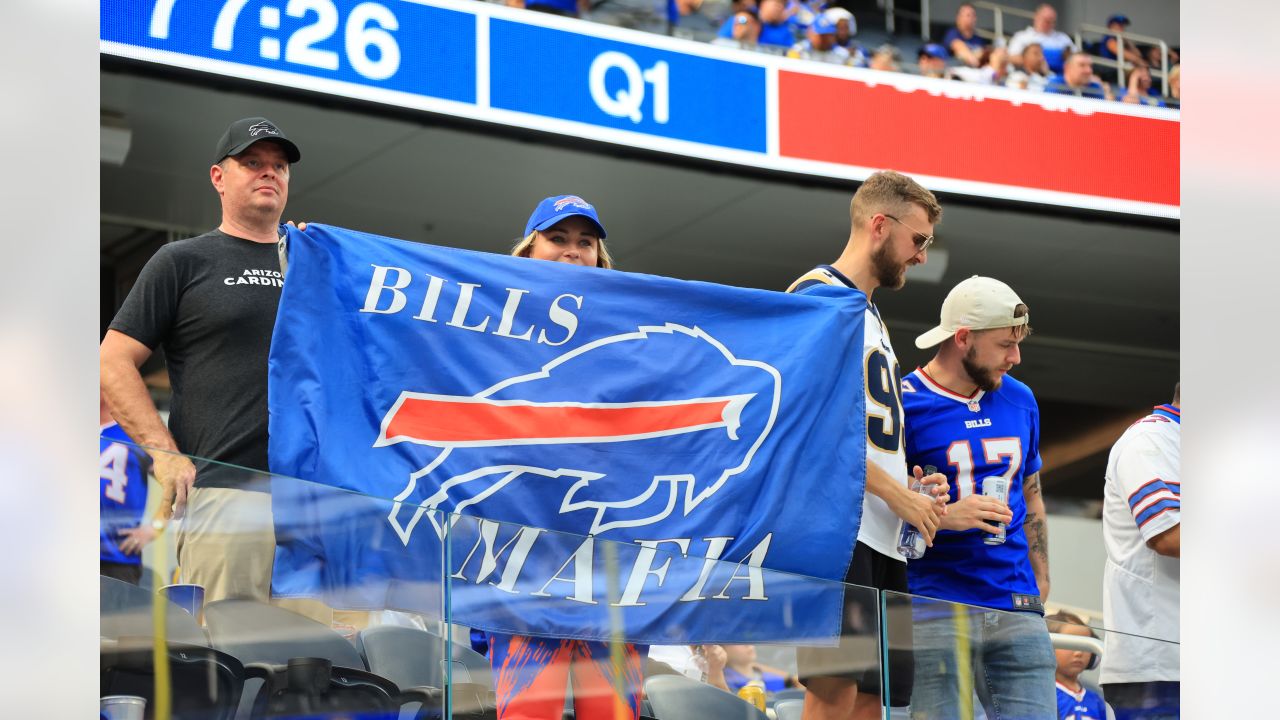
left=376, top=324, right=781, bottom=544
left=248, top=121, right=280, bottom=136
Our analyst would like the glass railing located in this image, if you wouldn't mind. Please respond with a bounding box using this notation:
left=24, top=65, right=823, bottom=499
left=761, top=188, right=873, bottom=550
left=99, top=438, right=1179, bottom=719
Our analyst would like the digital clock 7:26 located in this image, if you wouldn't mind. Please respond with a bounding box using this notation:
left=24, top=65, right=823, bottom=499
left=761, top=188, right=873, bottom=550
left=149, top=0, right=402, bottom=80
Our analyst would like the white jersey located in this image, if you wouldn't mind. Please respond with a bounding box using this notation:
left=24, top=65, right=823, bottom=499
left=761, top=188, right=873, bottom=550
left=1100, top=404, right=1180, bottom=683
left=787, top=266, right=909, bottom=561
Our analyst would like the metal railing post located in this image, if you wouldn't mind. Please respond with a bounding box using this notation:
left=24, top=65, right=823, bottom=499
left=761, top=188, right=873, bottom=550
left=886, top=0, right=895, bottom=35
left=1117, top=34, right=1126, bottom=88
left=921, top=0, right=931, bottom=41
left=1159, top=40, right=1170, bottom=97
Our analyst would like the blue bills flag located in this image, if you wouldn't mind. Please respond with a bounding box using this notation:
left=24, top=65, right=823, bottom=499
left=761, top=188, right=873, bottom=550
left=268, top=224, right=868, bottom=644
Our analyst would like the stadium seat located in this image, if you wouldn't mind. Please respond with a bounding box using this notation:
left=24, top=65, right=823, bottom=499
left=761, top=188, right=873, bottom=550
left=205, top=599, right=365, bottom=668
left=643, top=674, right=769, bottom=720
left=246, top=655, right=401, bottom=719
left=356, top=624, right=497, bottom=719
left=100, top=575, right=208, bottom=647
left=204, top=599, right=398, bottom=720
left=101, top=640, right=244, bottom=720
left=774, top=698, right=804, bottom=720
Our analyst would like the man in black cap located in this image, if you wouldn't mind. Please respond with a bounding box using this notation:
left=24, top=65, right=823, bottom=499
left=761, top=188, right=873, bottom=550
left=100, top=117, right=301, bottom=604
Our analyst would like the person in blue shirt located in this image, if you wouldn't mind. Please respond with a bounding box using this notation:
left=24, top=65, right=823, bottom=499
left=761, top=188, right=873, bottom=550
left=902, top=275, right=1057, bottom=720
left=1046, top=51, right=1113, bottom=100
left=100, top=392, right=156, bottom=585
left=757, top=0, right=798, bottom=48
left=721, top=644, right=797, bottom=694
left=943, top=3, right=990, bottom=68
left=1098, top=14, right=1145, bottom=69
left=713, top=3, right=761, bottom=47
left=1118, top=65, right=1167, bottom=107
left=1047, top=611, right=1108, bottom=720
left=520, top=0, right=589, bottom=18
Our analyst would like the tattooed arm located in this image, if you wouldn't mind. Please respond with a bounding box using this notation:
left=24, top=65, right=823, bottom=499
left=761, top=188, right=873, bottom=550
left=1022, top=471, right=1050, bottom=602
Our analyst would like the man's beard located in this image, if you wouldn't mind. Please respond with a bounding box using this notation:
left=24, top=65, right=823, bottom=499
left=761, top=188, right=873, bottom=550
left=962, top=345, right=1003, bottom=391
left=871, top=241, right=908, bottom=290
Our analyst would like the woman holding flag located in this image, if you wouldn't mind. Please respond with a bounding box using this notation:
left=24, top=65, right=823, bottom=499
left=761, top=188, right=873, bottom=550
left=485, top=194, right=643, bottom=720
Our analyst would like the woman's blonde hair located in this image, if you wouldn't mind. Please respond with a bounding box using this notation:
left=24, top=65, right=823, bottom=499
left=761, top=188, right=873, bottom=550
left=510, top=230, right=615, bottom=269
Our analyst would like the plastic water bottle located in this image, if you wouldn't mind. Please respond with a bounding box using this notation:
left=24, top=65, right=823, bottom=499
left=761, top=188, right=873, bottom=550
left=897, top=465, right=937, bottom=559
left=982, top=476, right=1010, bottom=545
left=737, top=680, right=766, bottom=711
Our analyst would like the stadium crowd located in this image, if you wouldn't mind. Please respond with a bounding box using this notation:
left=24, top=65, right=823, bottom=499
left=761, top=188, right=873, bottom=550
left=501, top=0, right=1181, bottom=106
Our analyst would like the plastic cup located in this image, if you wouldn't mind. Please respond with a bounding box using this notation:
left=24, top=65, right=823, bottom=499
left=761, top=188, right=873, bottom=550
left=158, top=583, right=205, bottom=624
left=100, top=695, right=146, bottom=720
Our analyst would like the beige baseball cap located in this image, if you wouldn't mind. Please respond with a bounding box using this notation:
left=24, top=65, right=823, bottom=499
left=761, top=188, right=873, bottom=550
left=915, top=275, right=1028, bottom=349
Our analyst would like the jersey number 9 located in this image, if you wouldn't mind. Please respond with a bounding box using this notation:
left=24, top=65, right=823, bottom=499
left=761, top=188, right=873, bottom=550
left=866, top=348, right=903, bottom=453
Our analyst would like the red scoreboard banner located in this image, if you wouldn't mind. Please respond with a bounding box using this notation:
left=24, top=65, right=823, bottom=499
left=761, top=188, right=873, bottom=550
left=777, top=70, right=1178, bottom=212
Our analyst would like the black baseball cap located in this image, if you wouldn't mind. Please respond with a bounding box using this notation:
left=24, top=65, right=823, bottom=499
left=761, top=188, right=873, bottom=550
left=213, top=117, right=301, bottom=164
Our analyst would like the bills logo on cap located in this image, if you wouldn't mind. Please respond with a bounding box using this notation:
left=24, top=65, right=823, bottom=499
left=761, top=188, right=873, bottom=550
left=248, top=121, right=280, bottom=136
left=376, top=324, right=781, bottom=542
left=553, top=195, right=592, bottom=212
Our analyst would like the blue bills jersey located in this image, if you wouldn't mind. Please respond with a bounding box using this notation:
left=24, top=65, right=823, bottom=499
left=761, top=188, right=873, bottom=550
left=901, top=368, right=1043, bottom=611
left=1056, top=682, right=1107, bottom=719
left=100, top=422, right=152, bottom=565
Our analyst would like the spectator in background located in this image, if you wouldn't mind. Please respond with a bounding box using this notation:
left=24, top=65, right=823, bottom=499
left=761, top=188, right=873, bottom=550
left=789, top=15, right=852, bottom=64
left=1100, top=386, right=1180, bottom=719
left=1006, top=42, right=1051, bottom=91
left=949, top=46, right=1009, bottom=85
left=1120, top=65, right=1165, bottom=107
left=824, top=7, right=857, bottom=51
left=868, top=44, right=901, bottom=72
left=757, top=0, right=798, bottom=49
left=916, top=43, right=948, bottom=78
left=1008, top=3, right=1075, bottom=74
left=1099, top=14, right=1145, bottom=71
left=712, top=2, right=761, bottom=47
left=722, top=644, right=798, bottom=694
left=1143, top=44, right=1178, bottom=70
left=647, top=645, right=730, bottom=691
left=100, top=117, right=302, bottom=605
left=1045, top=50, right=1112, bottom=100
left=1046, top=611, right=1107, bottom=720
left=101, top=390, right=156, bottom=585
left=786, top=0, right=825, bottom=36
left=510, top=0, right=589, bottom=18
left=943, top=3, right=990, bottom=68
left=1168, top=64, right=1180, bottom=102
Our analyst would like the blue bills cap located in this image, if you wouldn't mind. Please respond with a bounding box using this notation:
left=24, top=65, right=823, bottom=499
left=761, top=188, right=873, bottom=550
left=524, top=195, right=607, bottom=238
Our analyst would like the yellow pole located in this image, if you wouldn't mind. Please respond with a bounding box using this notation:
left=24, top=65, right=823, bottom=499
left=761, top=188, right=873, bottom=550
left=150, top=525, right=172, bottom=720
left=951, top=604, right=973, bottom=720
left=603, top=540, right=628, bottom=720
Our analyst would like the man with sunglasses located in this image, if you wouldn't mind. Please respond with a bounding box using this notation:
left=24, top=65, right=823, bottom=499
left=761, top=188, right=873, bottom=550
left=786, top=170, right=949, bottom=720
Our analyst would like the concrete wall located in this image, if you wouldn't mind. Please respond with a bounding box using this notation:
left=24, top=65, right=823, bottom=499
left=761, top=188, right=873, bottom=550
left=1046, top=514, right=1107, bottom=616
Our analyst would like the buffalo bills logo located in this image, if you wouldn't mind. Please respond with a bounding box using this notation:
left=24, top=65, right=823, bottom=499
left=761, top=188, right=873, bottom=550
left=377, top=324, right=781, bottom=543
left=553, top=196, right=592, bottom=212
left=248, top=121, right=280, bottom=136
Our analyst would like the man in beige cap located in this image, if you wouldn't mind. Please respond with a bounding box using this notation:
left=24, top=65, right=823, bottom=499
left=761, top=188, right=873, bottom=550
left=900, top=275, right=1057, bottom=719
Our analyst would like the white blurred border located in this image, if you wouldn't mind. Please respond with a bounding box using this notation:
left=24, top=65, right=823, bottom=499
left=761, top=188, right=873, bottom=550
left=0, top=0, right=99, bottom=715
left=1183, top=1, right=1278, bottom=716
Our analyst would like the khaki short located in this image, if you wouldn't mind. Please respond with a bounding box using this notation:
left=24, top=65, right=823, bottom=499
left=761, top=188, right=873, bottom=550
left=176, top=486, right=367, bottom=631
